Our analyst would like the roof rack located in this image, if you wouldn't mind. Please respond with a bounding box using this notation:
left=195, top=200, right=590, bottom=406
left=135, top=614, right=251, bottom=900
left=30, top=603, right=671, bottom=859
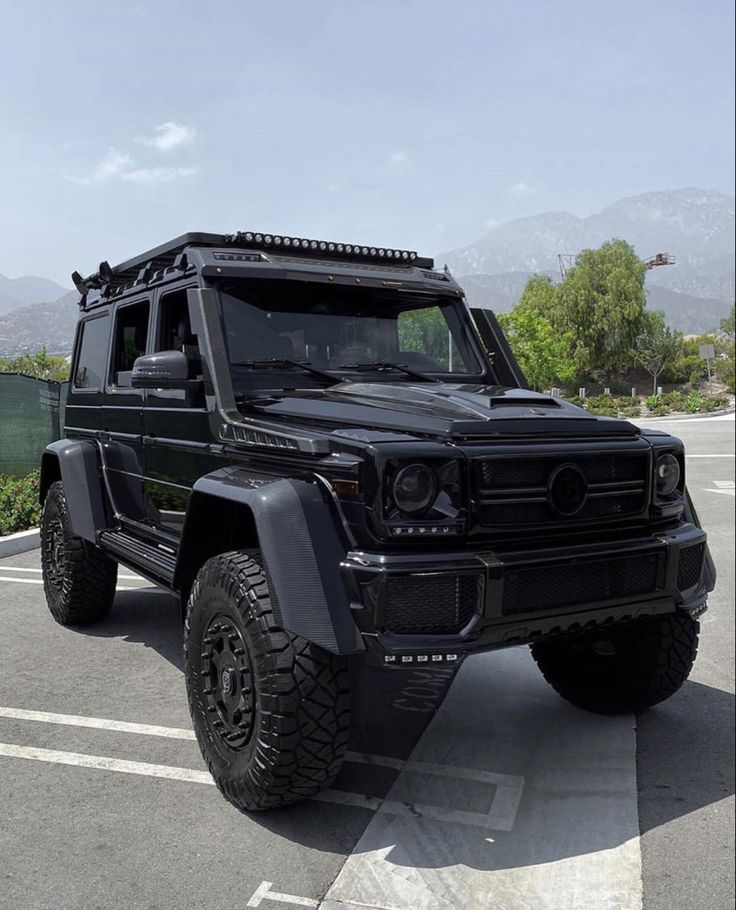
left=72, top=231, right=434, bottom=308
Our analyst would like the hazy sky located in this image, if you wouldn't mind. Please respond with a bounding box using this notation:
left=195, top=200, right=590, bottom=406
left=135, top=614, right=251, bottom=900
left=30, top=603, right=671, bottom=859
left=0, top=0, right=733, bottom=285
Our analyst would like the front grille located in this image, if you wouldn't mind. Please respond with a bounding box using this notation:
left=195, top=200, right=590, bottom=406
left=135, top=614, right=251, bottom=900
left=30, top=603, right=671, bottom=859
left=475, top=449, right=650, bottom=530
left=382, top=573, right=480, bottom=634
left=677, top=543, right=705, bottom=590
left=502, top=552, right=661, bottom=616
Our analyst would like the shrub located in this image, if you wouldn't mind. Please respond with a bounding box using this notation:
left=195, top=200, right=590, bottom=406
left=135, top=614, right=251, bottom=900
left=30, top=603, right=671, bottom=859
left=662, top=391, right=684, bottom=410
left=685, top=391, right=704, bottom=414
left=699, top=395, right=730, bottom=413
left=0, top=470, right=41, bottom=536
left=715, top=356, right=735, bottom=394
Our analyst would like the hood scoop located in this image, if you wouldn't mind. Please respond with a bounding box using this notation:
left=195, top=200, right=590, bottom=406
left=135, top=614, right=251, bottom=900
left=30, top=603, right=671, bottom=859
left=328, top=381, right=562, bottom=417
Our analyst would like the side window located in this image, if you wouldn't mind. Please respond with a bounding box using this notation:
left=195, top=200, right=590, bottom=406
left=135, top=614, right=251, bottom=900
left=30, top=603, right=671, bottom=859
left=111, top=301, right=150, bottom=387
left=73, top=314, right=110, bottom=390
left=157, top=289, right=202, bottom=376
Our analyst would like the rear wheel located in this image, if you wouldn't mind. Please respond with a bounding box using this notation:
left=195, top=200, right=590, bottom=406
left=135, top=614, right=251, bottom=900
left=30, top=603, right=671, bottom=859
left=184, top=550, right=350, bottom=811
left=40, top=481, right=117, bottom=626
left=531, top=612, right=699, bottom=714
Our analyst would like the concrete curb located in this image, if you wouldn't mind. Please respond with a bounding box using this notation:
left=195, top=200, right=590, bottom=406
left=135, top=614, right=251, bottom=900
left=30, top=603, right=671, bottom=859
left=639, top=407, right=735, bottom=422
left=0, top=528, right=40, bottom=557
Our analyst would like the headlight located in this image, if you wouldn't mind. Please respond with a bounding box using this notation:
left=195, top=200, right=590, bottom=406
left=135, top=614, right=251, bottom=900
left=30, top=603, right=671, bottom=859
left=392, top=463, right=437, bottom=515
left=656, top=453, right=681, bottom=496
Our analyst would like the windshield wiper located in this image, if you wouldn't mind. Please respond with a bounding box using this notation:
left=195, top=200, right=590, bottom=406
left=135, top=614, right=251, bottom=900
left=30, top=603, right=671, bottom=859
left=336, top=360, right=434, bottom=382
left=230, top=358, right=340, bottom=384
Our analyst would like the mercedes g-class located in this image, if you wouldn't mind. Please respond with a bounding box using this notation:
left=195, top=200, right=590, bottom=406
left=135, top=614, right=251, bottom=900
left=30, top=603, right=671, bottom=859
left=39, top=231, right=715, bottom=811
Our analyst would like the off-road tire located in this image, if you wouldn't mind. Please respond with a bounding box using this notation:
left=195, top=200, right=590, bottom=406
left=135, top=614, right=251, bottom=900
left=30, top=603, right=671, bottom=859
left=531, top=612, right=699, bottom=715
left=184, top=550, right=351, bottom=811
left=40, top=481, right=117, bottom=626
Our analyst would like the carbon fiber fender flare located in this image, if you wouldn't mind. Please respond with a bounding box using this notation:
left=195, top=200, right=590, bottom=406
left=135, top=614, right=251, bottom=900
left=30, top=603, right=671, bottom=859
left=40, top=439, right=107, bottom=543
left=175, top=470, right=364, bottom=656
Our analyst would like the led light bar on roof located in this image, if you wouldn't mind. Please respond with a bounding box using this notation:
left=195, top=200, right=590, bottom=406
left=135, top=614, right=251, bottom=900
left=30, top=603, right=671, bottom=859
left=224, top=231, right=426, bottom=266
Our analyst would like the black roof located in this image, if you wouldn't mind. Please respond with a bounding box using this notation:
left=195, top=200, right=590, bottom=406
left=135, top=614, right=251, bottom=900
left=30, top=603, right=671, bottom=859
left=72, top=231, right=435, bottom=305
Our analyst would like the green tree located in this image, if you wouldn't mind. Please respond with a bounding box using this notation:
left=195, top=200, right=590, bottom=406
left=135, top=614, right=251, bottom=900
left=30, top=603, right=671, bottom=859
left=499, top=300, right=575, bottom=390
left=635, top=310, right=682, bottom=395
left=554, top=239, right=647, bottom=382
left=720, top=304, right=735, bottom=343
left=0, top=347, right=69, bottom=380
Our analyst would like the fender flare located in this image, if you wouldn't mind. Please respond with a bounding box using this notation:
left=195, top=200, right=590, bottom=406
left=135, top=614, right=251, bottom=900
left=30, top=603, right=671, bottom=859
left=175, top=470, right=363, bottom=656
left=41, top=439, right=107, bottom=542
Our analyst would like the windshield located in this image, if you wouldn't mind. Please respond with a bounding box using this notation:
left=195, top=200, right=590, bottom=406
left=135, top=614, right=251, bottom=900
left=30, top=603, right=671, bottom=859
left=217, top=281, right=483, bottom=392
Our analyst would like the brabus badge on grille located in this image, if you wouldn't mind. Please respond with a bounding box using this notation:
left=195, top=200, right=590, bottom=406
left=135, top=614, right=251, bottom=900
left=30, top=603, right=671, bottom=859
left=547, top=463, right=588, bottom=517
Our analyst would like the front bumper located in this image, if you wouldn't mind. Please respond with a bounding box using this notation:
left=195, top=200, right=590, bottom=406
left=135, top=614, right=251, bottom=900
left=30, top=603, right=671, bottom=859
left=342, top=522, right=709, bottom=668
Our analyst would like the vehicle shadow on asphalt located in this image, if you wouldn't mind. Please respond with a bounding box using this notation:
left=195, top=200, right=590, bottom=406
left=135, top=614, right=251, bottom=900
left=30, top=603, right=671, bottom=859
left=79, top=590, right=734, bottom=870
left=637, top=678, right=735, bottom=835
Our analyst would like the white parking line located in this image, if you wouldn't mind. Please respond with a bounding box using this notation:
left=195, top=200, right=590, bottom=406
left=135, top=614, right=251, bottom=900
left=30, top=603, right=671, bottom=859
left=0, top=566, right=144, bottom=581
left=0, top=706, right=522, bottom=831
left=0, top=742, right=214, bottom=785
left=0, top=707, right=197, bottom=740
left=248, top=881, right=319, bottom=908
left=687, top=453, right=735, bottom=458
left=324, top=648, right=643, bottom=910
left=0, top=575, right=158, bottom=591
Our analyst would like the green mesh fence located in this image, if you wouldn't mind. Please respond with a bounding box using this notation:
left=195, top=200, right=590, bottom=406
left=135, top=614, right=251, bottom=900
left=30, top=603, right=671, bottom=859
left=0, top=373, right=68, bottom=477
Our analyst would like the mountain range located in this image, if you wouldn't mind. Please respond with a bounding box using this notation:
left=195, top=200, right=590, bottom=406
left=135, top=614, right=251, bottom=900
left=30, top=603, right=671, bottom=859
left=437, top=188, right=734, bottom=332
left=0, top=273, right=70, bottom=317
left=0, top=188, right=733, bottom=356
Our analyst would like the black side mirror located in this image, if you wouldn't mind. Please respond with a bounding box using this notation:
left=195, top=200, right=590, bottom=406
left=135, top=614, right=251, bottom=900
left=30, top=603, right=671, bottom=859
left=131, top=350, right=201, bottom=390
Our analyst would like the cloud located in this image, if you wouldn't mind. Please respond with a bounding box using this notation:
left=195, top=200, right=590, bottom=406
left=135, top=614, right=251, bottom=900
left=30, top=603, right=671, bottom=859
left=144, top=121, right=196, bottom=152
left=506, top=181, right=535, bottom=196
left=122, top=165, right=198, bottom=184
left=389, top=149, right=410, bottom=166
left=69, top=144, right=197, bottom=186
left=68, top=148, right=134, bottom=184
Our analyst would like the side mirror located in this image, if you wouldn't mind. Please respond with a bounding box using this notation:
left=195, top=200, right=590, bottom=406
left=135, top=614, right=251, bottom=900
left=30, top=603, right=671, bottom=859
left=131, top=350, right=201, bottom=389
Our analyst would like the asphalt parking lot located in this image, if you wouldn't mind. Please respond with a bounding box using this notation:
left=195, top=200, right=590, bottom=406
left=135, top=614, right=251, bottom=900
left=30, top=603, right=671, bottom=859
left=0, top=414, right=733, bottom=910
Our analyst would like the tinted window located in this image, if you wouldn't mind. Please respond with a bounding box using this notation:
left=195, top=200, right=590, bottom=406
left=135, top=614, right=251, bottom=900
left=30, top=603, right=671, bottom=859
left=157, top=289, right=201, bottom=375
left=111, top=301, right=150, bottom=386
left=73, top=314, right=110, bottom=390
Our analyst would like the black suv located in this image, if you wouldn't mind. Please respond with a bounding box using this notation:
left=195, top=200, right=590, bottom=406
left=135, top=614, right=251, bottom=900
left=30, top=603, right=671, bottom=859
left=40, top=231, right=715, bottom=811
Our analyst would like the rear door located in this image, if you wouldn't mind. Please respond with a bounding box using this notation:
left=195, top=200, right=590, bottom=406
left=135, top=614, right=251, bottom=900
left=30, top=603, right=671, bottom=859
left=100, top=298, right=151, bottom=521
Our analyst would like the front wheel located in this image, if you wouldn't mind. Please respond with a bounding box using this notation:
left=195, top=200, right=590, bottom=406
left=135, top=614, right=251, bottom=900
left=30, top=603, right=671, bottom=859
left=531, top=612, right=699, bottom=715
left=184, top=550, right=351, bottom=811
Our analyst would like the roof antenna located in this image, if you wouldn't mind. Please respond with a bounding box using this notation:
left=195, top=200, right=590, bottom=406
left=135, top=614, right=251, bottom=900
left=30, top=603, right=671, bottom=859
left=71, top=270, right=89, bottom=305
left=99, top=261, right=114, bottom=284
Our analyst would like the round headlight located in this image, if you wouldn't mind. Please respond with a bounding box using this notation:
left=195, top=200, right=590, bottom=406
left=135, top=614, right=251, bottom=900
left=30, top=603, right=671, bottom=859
left=393, top=464, right=437, bottom=515
left=656, top=453, right=680, bottom=496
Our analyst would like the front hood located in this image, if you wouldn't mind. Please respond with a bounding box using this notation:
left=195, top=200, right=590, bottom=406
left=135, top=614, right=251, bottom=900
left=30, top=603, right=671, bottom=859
left=244, top=382, right=639, bottom=439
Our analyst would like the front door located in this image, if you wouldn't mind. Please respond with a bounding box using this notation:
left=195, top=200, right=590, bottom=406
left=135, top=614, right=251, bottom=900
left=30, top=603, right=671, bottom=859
left=142, top=286, right=217, bottom=536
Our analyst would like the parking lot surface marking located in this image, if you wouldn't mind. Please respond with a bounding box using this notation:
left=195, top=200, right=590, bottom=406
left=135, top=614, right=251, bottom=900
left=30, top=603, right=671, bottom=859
left=0, top=706, right=197, bottom=739
left=0, top=742, right=216, bottom=785
left=0, top=706, right=520, bottom=830
left=0, top=566, right=144, bottom=581
left=324, top=648, right=643, bottom=910
left=0, top=574, right=154, bottom=591
left=247, top=881, right=319, bottom=908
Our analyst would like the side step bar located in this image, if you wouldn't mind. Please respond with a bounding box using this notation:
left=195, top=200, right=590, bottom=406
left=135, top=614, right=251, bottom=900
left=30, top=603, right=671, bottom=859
left=98, top=530, right=176, bottom=587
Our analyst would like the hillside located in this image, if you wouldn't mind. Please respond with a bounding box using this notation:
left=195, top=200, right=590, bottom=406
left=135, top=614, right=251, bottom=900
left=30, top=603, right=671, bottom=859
left=0, top=292, right=79, bottom=356
left=0, top=273, right=70, bottom=316
left=439, top=188, right=734, bottom=331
